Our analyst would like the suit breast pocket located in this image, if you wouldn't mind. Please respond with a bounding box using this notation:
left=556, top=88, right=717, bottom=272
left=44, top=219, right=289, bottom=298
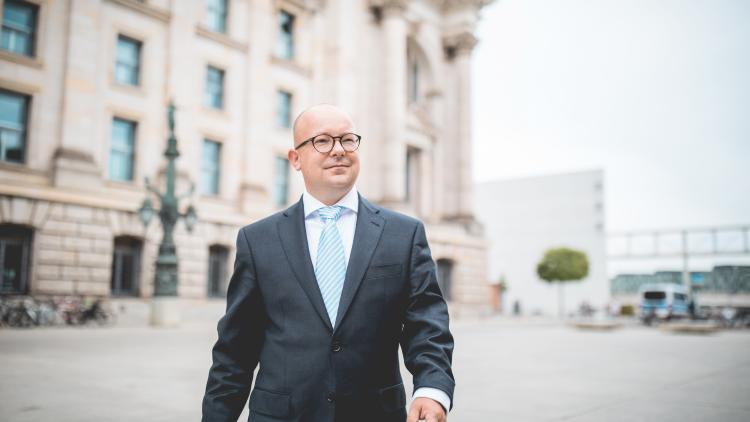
left=365, top=263, right=402, bottom=280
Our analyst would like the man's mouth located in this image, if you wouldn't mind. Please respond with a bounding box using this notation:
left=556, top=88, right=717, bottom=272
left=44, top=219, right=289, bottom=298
left=326, top=164, right=349, bottom=169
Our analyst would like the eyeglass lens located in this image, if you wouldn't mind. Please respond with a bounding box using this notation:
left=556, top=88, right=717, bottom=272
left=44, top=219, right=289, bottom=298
left=312, top=134, right=359, bottom=152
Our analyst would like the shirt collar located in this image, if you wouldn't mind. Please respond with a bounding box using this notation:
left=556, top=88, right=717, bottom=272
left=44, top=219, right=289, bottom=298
left=303, top=186, right=359, bottom=219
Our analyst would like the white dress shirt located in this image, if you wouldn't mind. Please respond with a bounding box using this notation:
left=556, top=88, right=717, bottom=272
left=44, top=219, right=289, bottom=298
left=302, top=186, right=451, bottom=413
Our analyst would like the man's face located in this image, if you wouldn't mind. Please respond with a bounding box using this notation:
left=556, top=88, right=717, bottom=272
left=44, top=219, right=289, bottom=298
left=288, top=107, right=360, bottom=196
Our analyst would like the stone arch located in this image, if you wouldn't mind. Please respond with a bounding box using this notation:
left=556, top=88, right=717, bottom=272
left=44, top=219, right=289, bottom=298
left=207, top=243, right=230, bottom=298
left=406, top=37, right=435, bottom=108
left=110, top=235, right=143, bottom=297
left=0, top=223, right=34, bottom=294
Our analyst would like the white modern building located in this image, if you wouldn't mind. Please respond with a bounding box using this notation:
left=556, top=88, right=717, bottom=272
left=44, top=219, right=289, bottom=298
left=475, top=170, right=609, bottom=316
left=0, top=0, right=492, bottom=307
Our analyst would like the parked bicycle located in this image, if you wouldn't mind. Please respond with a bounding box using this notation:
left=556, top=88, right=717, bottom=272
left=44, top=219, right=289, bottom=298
left=0, top=295, right=115, bottom=328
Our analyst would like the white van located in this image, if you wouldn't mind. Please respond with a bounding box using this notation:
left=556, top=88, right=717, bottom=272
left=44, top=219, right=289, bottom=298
left=638, top=283, right=690, bottom=322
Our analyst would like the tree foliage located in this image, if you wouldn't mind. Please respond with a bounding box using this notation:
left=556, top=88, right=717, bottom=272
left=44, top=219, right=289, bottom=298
left=496, top=275, right=508, bottom=291
left=536, top=247, right=589, bottom=283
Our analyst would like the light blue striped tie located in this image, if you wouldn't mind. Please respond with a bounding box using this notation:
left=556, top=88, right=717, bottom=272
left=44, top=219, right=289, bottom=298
left=315, top=206, right=346, bottom=328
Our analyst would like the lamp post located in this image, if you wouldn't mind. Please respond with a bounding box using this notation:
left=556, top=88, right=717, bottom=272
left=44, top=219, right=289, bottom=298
left=138, top=101, right=197, bottom=327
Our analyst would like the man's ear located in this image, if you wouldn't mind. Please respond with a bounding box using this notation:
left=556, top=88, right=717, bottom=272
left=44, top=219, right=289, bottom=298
left=287, top=149, right=301, bottom=171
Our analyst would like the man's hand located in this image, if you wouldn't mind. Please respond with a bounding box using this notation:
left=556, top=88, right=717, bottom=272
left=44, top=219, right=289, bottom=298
left=407, top=397, right=447, bottom=422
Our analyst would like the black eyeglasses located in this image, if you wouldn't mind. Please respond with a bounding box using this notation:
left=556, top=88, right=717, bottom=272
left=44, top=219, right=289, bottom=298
left=295, top=133, right=361, bottom=153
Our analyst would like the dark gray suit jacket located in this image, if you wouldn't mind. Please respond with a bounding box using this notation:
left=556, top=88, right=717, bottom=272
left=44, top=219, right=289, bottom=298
left=202, top=194, right=454, bottom=422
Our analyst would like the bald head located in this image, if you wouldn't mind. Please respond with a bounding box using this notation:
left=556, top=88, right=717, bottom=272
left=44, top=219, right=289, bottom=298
left=287, top=103, right=360, bottom=205
left=292, top=104, right=356, bottom=147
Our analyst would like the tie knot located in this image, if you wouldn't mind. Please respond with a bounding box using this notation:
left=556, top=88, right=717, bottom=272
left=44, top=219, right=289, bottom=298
left=318, top=206, right=343, bottom=222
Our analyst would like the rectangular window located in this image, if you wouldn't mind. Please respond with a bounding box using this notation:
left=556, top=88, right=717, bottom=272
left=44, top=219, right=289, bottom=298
left=644, top=291, right=666, bottom=300
left=115, top=35, right=142, bottom=86
left=405, top=147, right=421, bottom=203
left=201, top=139, right=221, bottom=195
left=276, top=10, right=295, bottom=60
left=274, top=156, right=289, bottom=207
left=206, top=0, right=228, bottom=33
left=204, top=66, right=225, bottom=109
left=1, top=0, right=38, bottom=57
left=0, top=90, right=29, bottom=164
left=109, top=117, right=136, bottom=182
left=408, top=58, right=419, bottom=104
left=276, top=90, right=292, bottom=128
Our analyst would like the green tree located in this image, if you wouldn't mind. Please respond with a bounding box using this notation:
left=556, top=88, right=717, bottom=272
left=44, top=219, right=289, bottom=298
left=536, top=247, right=589, bottom=318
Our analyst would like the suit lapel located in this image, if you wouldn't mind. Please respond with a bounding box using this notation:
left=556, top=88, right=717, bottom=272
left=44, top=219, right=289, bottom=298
left=334, top=194, right=385, bottom=331
left=277, top=198, right=333, bottom=332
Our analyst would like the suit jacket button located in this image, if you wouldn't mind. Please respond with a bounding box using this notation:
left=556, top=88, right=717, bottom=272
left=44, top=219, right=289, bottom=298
left=331, top=341, right=342, bottom=352
left=327, top=393, right=336, bottom=403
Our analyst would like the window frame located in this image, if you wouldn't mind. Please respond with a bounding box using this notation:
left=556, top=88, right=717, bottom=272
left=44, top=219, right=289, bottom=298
left=108, top=116, right=137, bottom=182
left=205, top=0, right=229, bottom=34
left=276, top=9, right=295, bottom=61
left=0, top=88, right=30, bottom=164
left=204, top=65, right=225, bottom=110
left=405, top=146, right=422, bottom=204
left=114, top=34, right=143, bottom=87
left=276, top=89, right=292, bottom=129
left=0, top=0, right=39, bottom=58
left=408, top=54, right=419, bottom=104
left=273, top=155, right=289, bottom=207
left=200, top=138, right=222, bottom=196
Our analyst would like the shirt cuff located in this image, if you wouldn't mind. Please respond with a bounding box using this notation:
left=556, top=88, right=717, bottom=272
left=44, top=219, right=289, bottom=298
left=413, top=387, right=451, bottom=413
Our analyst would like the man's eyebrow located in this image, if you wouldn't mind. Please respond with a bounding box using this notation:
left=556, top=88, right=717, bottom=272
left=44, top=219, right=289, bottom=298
left=312, top=131, right=356, bottom=137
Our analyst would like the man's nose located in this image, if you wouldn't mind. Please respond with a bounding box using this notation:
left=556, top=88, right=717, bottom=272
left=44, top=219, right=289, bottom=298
left=329, top=139, right=346, bottom=156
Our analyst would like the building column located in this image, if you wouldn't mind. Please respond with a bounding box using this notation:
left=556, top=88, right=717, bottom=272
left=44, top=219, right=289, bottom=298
left=52, top=0, right=104, bottom=189
left=444, top=32, right=478, bottom=221
left=381, top=0, right=408, bottom=204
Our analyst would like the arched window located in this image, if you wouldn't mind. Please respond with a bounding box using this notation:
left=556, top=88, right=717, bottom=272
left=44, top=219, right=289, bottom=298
left=207, top=245, right=229, bottom=298
left=111, top=236, right=142, bottom=297
left=436, top=258, right=454, bottom=301
left=0, top=224, right=33, bottom=295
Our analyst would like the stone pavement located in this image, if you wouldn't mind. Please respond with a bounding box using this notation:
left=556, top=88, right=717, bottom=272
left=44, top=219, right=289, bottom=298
left=1, top=300, right=749, bottom=421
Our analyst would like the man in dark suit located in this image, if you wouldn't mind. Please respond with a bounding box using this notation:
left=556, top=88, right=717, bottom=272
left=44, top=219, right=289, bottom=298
left=202, top=104, right=454, bottom=422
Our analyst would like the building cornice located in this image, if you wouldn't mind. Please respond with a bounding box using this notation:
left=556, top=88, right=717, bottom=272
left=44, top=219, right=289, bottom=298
left=435, top=0, right=496, bottom=12
left=371, top=0, right=495, bottom=14
left=195, top=26, right=249, bottom=53
left=104, top=0, right=171, bottom=23
left=0, top=50, right=44, bottom=69
left=368, top=0, right=408, bottom=16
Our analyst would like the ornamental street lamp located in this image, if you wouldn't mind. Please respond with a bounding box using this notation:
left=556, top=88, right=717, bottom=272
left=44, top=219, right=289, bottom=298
left=138, top=100, right=197, bottom=327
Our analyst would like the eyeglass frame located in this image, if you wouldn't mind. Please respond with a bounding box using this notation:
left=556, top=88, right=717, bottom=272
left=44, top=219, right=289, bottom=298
left=294, top=132, right=362, bottom=153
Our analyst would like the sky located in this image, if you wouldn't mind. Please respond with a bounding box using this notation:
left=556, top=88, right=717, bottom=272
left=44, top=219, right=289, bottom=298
left=471, top=0, right=750, bottom=235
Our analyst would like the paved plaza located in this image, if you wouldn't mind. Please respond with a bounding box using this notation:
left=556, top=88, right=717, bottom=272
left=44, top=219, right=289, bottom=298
left=1, top=301, right=749, bottom=422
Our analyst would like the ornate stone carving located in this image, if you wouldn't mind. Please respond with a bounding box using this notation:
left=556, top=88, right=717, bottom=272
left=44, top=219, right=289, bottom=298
left=442, top=32, right=478, bottom=59
left=369, top=0, right=408, bottom=16
left=434, top=0, right=496, bottom=12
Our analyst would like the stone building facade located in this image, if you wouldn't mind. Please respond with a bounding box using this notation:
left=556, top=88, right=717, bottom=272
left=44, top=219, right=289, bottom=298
left=0, top=0, right=490, bottom=308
